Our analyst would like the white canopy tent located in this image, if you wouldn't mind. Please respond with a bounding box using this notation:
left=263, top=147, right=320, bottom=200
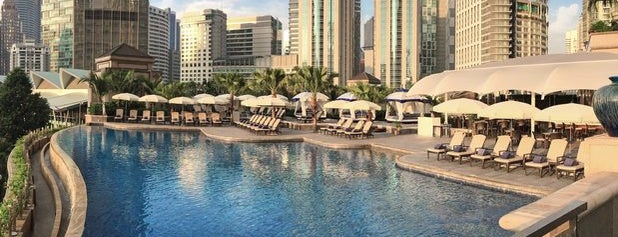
left=292, top=92, right=329, bottom=119
left=384, top=92, right=432, bottom=123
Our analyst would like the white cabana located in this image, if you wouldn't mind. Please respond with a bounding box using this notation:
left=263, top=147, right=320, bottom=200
left=343, top=100, right=381, bottom=120
left=384, top=92, right=432, bottom=123
left=292, top=92, right=329, bottom=119
left=257, top=94, right=288, bottom=101
left=241, top=97, right=288, bottom=107
left=323, top=100, right=353, bottom=119
left=533, top=103, right=600, bottom=124
left=477, top=101, right=540, bottom=120
left=336, top=92, right=357, bottom=101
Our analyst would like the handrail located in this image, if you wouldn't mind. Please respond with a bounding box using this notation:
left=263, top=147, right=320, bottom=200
left=512, top=200, right=587, bottom=237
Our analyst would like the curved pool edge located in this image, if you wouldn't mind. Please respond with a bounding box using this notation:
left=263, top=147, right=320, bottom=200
left=49, top=127, right=88, bottom=237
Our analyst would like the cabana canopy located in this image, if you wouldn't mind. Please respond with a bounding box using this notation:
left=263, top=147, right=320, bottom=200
left=408, top=52, right=618, bottom=97
left=433, top=98, right=488, bottom=115
left=533, top=103, right=600, bottom=124
left=477, top=101, right=540, bottom=120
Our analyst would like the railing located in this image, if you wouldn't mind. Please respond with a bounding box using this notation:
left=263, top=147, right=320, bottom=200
left=512, top=200, right=587, bottom=237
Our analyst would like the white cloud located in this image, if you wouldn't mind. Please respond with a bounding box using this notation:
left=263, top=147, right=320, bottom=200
left=548, top=3, right=580, bottom=54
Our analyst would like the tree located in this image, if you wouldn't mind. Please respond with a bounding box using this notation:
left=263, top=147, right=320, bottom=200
left=214, top=73, right=246, bottom=121
left=292, top=66, right=336, bottom=132
left=81, top=72, right=110, bottom=115
left=0, top=68, right=50, bottom=157
left=590, top=20, right=612, bottom=33
left=250, top=68, right=287, bottom=97
left=348, top=82, right=393, bottom=105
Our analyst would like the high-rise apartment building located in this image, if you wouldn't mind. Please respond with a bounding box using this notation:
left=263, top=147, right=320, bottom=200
left=1, top=0, right=24, bottom=75
left=580, top=0, right=618, bottom=50
left=180, top=9, right=227, bottom=83
left=565, top=29, right=579, bottom=54
left=363, top=17, right=374, bottom=50
left=10, top=39, right=49, bottom=74
left=455, top=0, right=548, bottom=70
left=15, top=0, right=41, bottom=42
left=288, top=0, right=361, bottom=85
left=41, top=0, right=149, bottom=72
left=227, top=15, right=282, bottom=58
left=373, top=0, right=454, bottom=88
left=149, top=6, right=171, bottom=81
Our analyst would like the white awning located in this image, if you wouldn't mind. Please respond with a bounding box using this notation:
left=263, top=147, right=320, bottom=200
left=43, top=91, right=88, bottom=111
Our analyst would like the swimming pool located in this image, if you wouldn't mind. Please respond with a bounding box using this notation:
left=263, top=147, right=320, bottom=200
left=58, top=126, right=535, bottom=236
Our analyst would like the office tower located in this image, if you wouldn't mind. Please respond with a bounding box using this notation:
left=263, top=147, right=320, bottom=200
left=455, top=0, right=548, bottom=70
left=565, top=29, right=579, bottom=54
left=363, top=17, right=374, bottom=50
left=10, top=39, right=50, bottom=74
left=435, top=0, right=456, bottom=75
left=1, top=0, right=24, bottom=75
left=41, top=0, right=149, bottom=72
left=168, top=14, right=181, bottom=82
left=288, top=0, right=361, bottom=85
left=149, top=6, right=171, bottom=81
left=180, top=9, right=227, bottom=83
left=15, top=0, right=41, bottom=42
left=227, top=15, right=283, bottom=58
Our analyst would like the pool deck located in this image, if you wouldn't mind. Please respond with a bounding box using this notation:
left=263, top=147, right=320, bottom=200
left=105, top=122, right=575, bottom=197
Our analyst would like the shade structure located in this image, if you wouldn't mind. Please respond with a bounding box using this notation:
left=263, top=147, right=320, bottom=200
left=345, top=100, right=381, bottom=111
left=139, top=94, right=168, bottom=103
left=385, top=92, right=428, bottom=102
left=196, top=96, right=229, bottom=105
left=241, top=97, right=288, bottom=107
left=192, top=93, right=215, bottom=100
left=433, top=98, right=488, bottom=114
left=236, top=94, right=256, bottom=101
left=533, top=103, right=600, bottom=124
left=292, top=92, right=329, bottom=102
left=323, top=100, right=350, bottom=109
left=408, top=52, right=618, bottom=96
left=257, top=94, right=288, bottom=101
left=477, top=101, right=540, bottom=119
left=336, top=92, right=357, bottom=101
left=112, top=93, right=140, bottom=101
left=169, top=97, right=196, bottom=105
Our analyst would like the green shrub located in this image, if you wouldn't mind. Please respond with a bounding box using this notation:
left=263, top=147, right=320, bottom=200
left=88, top=104, right=102, bottom=115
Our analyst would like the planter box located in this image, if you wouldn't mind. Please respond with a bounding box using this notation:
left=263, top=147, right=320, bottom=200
left=85, top=114, right=108, bottom=125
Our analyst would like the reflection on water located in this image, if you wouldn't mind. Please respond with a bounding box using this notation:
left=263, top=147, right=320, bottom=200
left=58, top=126, right=536, bottom=237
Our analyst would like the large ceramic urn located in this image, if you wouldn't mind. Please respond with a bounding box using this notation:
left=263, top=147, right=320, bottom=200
left=593, top=76, right=618, bottom=137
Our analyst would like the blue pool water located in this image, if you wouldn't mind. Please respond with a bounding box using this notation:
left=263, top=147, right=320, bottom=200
left=58, top=126, right=535, bottom=237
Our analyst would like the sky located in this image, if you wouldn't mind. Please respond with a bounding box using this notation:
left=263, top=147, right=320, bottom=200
left=0, top=0, right=581, bottom=54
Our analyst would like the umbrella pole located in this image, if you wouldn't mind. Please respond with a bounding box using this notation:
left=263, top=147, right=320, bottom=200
left=531, top=92, right=536, bottom=137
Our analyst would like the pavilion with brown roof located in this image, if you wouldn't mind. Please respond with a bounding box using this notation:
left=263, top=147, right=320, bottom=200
left=94, top=43, right=155, bottom=80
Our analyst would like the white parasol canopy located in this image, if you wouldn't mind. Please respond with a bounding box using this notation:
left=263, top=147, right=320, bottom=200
left=433, top=98, right=488, bottom=114
left=533, top=103, right=600, bottom=124
left=257, top=94, right=288, bottom=101
left=323, top=100, right=350, bottom=109
left=169, top=97, right=196, bottom=105
left=241, top=97, right=288, bottom=107
left=196, top=96, right=230, bottom=105
left=385, top=92, right=428, bottom=102
left=236, top=94, right=257, bottom=101
left=192, top=93, right=215, bottom=100
left=345, top=100, right=381, bottom=111
left=139, top=94, right=168, bottom=103
left=112, top=93, right=140, bottom=101
left=336, top=92, right=357, bottom=101
left=408, top=52, right=618, bottom=96
left=477, top=101, right=540, bottom=119
left=292, top=92, right=330, bottom=102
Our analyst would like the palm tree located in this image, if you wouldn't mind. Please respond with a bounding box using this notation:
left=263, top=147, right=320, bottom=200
left=292, top=66, right=336, bottom=132
left=80, top=72, right=110, bottom=115
left=215, top=73, right=246, bottom=122
left=251, top=68, right=287, bottom=98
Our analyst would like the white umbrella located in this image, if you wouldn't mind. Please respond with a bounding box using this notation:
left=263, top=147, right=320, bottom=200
left=112, top=93, right=140, bottom=101
left=385, top=92, right=428, bottom=102
left=242, top=97, right=288, bottom=107
left=236, top=94, right=256, bottom=101
left=345, top=100, right=381, bottom=111
left=478, top=101, right=540, bottom=119
left=258, top=94, right=288, bottom=101
left=323, top=100, right=350, bottom=109
left=192, top=93, right=215, bottom=100
left=169, top=97, right=196, bottom=105
left=139, top=94, right=168, bottom=103
left=534, top=103, right=600, bottom=124
left=292, top=92, right=330, bottom=102
left=336, top=92, right=357, bottom=101
left=433, top=98, right=488, bottom=114
left=196, top=96, right=230, bottom=105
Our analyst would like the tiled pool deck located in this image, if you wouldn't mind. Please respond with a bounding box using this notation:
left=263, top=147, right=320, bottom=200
left=105, top=122, right=576, bottom=197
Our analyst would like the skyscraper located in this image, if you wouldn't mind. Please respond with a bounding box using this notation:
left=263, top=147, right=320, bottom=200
left=363, top=17, right=374, bottom=50
left=565, top=29, right=580, bottom=54
left=288, top=0, right=361, bottom=85
left=149, top=6, right=171, bottom=81
left=168, top=12, right=181, bottom=82
left=15, top=0, right=41, bottom=42
left=455, top=0, right=548, bottom=70
left=227, top=15, right=282, bottom=58
left=10, top=39, right=49, bottom=74
left=180, top=9, right=227, bottom=83
left=41, top=0, right=149, bottom=72
left=0, top=0, right=24, bottom=75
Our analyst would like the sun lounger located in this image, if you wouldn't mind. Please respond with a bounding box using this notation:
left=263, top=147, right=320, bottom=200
left=127, top=109, right=138, bottom=122
left=325, top=119, right=353, bottom=135
left=446, top=134, right=487, bottom=164
left=427, top=132, right=465, bottom=160
left=320, top=118, right=345, bottom=134
left=198, top=112, right=209, bottom=126
left=345, top=121, right=373, bottom=139
left=184, top=112, right=195, bottom=126
left=336, top=120, right=365, bottom=137
left=156, top=111, right=165, bottom=124
left=211, top=113, right=222, bottom=126
left=141, top=110, right=151, bottom=123
left=254, top=118, right=282, bottom=135
left=470, top=135, right=511, bottom=168
left=171, top=112, right=180, bottom=125
left=493, top=136, right=535, bottom=172
left=524, top=139, right=568, bottom=177
left=556, top=148, right=585, bottom=181
left=114, top=109, right=124, bottom=122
